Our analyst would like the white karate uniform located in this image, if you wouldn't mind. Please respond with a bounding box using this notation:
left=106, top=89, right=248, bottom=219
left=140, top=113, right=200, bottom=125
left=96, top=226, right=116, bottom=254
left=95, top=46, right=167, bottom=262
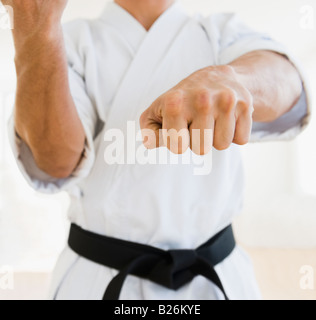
left=8, top=1, right=310, bottom=300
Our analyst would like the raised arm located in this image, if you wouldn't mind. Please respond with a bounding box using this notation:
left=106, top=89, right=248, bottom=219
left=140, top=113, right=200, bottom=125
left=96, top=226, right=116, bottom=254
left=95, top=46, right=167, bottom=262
left=4, top=0, right=85, bottom=178
left=140, top=50, right=302, bottom=153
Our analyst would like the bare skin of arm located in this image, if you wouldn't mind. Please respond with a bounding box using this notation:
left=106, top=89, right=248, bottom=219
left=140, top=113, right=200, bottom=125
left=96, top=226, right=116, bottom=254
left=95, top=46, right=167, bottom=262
left=5, top=0, right=302, bottom=178
left=229, top=50, right=302, bottom=123
left=115, top=0, right=303, bottom=153
left=140, top=50, right=302, bottom=153
left=4, top=0, right=85, bottom=178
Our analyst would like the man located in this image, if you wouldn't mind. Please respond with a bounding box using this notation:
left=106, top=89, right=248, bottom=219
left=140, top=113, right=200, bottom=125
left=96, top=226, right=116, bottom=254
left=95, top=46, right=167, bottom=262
left=5, top=0, right=309, bottom=300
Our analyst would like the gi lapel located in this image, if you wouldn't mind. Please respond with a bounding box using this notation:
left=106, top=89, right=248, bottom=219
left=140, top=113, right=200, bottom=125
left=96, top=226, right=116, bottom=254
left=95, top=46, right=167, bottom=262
left=90, top=4, right=193, bottom=204
left=105, top=3, right=190, bottom=130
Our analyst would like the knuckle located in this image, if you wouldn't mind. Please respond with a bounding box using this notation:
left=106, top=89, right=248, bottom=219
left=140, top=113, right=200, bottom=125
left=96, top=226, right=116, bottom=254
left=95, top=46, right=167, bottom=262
left=195, top=89, right=212, bottom=114
left=217, top=65, right=235, bottom=75
left=238, top=100, right=252, bottom=114
left=217, top=89, right=237, bottom=114
left=163, top=91, right=184, bottom=116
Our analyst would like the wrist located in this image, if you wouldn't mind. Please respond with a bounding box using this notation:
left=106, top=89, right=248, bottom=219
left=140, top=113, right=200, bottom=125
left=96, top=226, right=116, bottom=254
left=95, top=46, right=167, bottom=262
left=201, top=64, right=242, bottom=85
left=13, top=20, right=63, bottom=49
left=224, top=63, right=248, bottom=86
left=14, top=24, right=65, bottom=71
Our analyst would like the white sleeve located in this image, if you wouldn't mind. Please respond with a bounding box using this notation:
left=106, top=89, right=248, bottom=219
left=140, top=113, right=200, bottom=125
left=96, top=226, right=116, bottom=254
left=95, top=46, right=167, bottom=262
left=200, top=13, right=311, bottom=141
left=7, top=21, right=98, bottom=194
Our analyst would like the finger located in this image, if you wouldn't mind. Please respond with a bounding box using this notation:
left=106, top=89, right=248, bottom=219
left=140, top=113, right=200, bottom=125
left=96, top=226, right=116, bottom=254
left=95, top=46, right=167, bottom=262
left=139, top=100, right=162, bottom=149
left=233, top=101, right=253, bottom=145
left=162, top=117, right=190, bottom=154
left=159, top=90, right=190, bottom=154
left=213, top=112, right=236, bottom=150
left=189, top=115, right=214, bottom=155
left=212, top=90, right=237, bottom=151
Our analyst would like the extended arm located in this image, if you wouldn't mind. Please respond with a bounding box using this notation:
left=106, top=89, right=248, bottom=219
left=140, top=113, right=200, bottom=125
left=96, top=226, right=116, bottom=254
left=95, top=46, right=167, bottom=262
left=229, top=50, right=302, bottom=122
left=140, top=50, right=303, bottom=153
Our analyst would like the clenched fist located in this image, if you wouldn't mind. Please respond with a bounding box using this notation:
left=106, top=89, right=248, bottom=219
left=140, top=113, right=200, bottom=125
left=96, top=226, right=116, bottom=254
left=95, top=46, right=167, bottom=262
left=140, top=65, right=254, bottom=155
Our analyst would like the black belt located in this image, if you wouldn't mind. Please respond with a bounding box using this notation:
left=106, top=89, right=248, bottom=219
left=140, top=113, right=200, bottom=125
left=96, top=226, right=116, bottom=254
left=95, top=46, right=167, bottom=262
left=68, top=223, right=235, bottom=300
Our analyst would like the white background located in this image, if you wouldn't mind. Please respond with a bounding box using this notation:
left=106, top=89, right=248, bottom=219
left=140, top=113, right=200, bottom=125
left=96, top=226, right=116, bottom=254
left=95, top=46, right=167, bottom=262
left=0, top=0, right=315, bottom=272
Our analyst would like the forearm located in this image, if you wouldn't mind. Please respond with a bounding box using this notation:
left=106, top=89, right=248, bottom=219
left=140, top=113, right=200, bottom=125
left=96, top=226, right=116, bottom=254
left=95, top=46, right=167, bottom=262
left=229, top=50, right=303, bottom=122
left=14, top=27, right=85, bottom=178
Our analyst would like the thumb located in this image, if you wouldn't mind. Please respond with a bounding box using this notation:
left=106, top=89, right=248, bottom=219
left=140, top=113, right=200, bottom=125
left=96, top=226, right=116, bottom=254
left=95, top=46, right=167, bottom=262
left=139, top=101, right=163, bottom=149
